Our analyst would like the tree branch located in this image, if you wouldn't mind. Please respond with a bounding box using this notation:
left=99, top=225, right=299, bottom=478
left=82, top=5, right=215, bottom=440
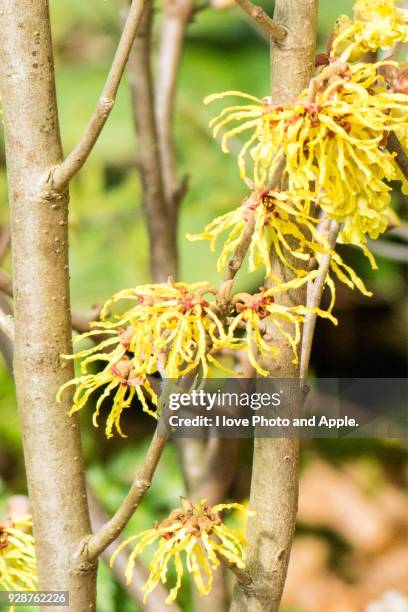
left=0, top=269, right=13, bottom=297
left=0, top=267, right=100, bottom=335
left=70, top=305, right=102, bottom=335
left=0, top=294, right=13, bottom=373
left=87, top=486, right=180, bottom=612
left=0, top=1, right=96, bottom=606
left=50, top=0, right=148, bottom=189
left=300, top=219, right=340, bottom=380
left=0, top=224, right=11, bottom=262
left=224, top=213, right=256, bottom=285
left=0, top=331, right=166, bottom=610
left=388, top=131, right=408, bottom=182
left=218, top=552, right=254, bottom=592
left=0, top=307, right=13, bottom=341
left=155, top=0, right=194, bottom=210
left=127, top=0, right=178, bottom=281
left=231, top=2, right=319, bottom=611
left=234, top=0, right=287, bottom=42
left=218, top=154, right=286, bottom=307
left=80, top=427, right=169, bottom=562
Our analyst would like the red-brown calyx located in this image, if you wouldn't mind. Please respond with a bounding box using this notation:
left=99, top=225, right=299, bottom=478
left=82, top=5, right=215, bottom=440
left=233, top=288, right=273, bottom=320
left=111, top=355, right=143, bottom=387
left=0, top=519, right=12, bottom=550
left=157, top=498, right=222, bottom=540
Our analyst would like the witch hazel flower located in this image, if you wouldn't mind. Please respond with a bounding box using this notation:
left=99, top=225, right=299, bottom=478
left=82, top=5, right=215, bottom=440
left=0, top=514, right=37, bottom=599
left=110, top=498, right=252, bottom=604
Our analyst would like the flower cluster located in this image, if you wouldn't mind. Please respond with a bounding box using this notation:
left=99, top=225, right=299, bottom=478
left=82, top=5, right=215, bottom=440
left=59, top=275, right=336, bottom=434
left=0, top=515, right=37, bottom=598
left=228, top=276, right=337, bottom=375
left=201, top=46, right=408, bottom=310
left=110, top=498, right=251, bottom=604
left=58, top=0, right=408, bottom=443
left=187, top=188, right=328, bottom=281
left=332, top=0, right=408, bottom=61
left=206, top=60, right=406, bottom=251
left=58, top=280, right=234, bottom=437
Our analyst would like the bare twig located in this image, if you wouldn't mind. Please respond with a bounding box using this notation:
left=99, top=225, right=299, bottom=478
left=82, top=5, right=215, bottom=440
left=0, top=268, right=13, bottom=297
left=0, top=224, right=11, bottom=262
left=70, top=305, right=102, bottom=334
left=300, top=219, right=340, bottom=380
left=234, top=0, right=286, bottom=43
left=218, top=552, right=254, bottom=592
left=218, top=154, right=286, bottom=306
left=81, top=427, right=169, bottom=562
left=87, top=486, right=180, bottom=612
left=0, top=294, right=13, bottom=373
left=0, top=267, right=100, bottom=335
left=0, top=339, right=169, bottom=611
left=155, top=0, right=194, bottom=210
left=223, top=212, right=256, bottom=286
left=387, top=131, right=408, bottom=182
left=50, top=0, right=148, bottom=189
left=127, top=1, right=178, bottom=281
left=0, top=306, right=14, bottom=341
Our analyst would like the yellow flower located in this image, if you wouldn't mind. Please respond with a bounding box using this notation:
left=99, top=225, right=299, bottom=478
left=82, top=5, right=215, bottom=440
left=332, top=0, right=408, bottom=61
left=57, top=355, right=158, bottom=438
left=205, top=61, right=405, bottom=251
left=187, top=189, right=329, bottom=282
left=110, top=498, right=251, bottom=604
left=340, top=197, right=390, bottom=244
left=0, top=515, right=37, bottom=602
left=97, top=279, right=234, bottom=378
left=204, top=90, right=264, bottom=180
left=58, top=280, right=238, bottom=436
left=227, top=275, right=337, bottom=375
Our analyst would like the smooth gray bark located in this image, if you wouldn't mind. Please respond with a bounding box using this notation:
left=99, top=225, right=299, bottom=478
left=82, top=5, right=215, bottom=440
left=0, top=2, right=96, bottom=610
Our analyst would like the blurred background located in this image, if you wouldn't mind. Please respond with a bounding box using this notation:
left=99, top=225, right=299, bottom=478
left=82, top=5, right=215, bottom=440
left=0, top=0, right=407, bottom=610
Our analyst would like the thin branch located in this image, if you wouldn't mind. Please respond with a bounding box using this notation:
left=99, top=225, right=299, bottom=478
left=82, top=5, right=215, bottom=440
left=300, top=219, right=341, bottom=380
left=0, top=224, right=11, bottom=262
left=0, top=294, right=13, bottom=373
left=0, top=267, right=100, bottom=335
left=50, top=0, right=149, bottom=189
left=81, top=427, right=169, bottom=562
left=387, top=131, right=408, bottom=182
left=223, top=212, right=256, bottom=286
left=234, top=0, right=287, bottom=42
left=0, top=341, right=174, bottom=609
left=0, top=268, right=13, bottom=297
left=127, top=1, right=178, bottom=281
left=217, top=552, right=254, bottom=592
left=218, top=154, right=286, bottom=306
left=155, top=0, right=194, bottom=210
left=87, top=486, right=180, bottom=612
left=70, top=305, right=102, bottom=334
left=0, top=306, right=14, bottom=341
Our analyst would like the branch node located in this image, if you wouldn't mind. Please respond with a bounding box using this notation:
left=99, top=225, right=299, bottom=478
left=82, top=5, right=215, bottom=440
left=134, top=479, right=151, bottom=495
left=99, top=96, right=115, bottom=117
left=234, top=0, right=287, bottom=43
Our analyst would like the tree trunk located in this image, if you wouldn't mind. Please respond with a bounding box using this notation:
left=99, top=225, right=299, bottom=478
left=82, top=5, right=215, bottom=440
left=0, top=2, right=96, bottom=610
left=230, top=2, right=318, bottom=611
